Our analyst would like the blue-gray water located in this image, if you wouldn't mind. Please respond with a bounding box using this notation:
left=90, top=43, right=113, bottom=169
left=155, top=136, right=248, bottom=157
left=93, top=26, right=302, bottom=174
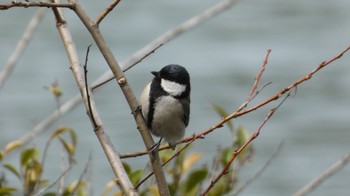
left=1, top=0, right=350, bottom=195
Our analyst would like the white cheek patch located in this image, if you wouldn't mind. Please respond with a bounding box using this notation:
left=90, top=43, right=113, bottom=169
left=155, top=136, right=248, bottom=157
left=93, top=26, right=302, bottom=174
left=161, top=79, right=186, bottom=96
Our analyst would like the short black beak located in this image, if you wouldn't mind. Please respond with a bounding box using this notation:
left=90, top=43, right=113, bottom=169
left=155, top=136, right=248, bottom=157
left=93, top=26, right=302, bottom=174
left=151, top=71, right=159, bottom=77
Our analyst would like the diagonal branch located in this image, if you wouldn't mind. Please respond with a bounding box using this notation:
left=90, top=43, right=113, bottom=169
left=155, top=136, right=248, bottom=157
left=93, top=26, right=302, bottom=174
left=120, top=45, right=350, bottom=158
left=0, top=1, right=74, bottom=10
left=95, top=0, right=122, bottom=25
left=94, top=0, right=240, bottom=88
left=51, top=1, right=137, bottom=195
left=293, top=150, right=350, bottom=196
left=236, top=49, right=271, bottom=112
left=201, top=92, right=291, bottom=195
left=10, top=0, right=240, bottom=151
left=232, top=140, right=284, bottom=195
left=71, top=1, right=169, bottom=195
left=0, top=8, right=46, bottom=89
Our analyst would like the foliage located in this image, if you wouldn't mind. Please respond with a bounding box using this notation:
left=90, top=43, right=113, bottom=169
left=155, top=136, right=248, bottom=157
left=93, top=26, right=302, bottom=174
left=0, top=124, right=85, bottom=195
left=1, top=82, right=253, bottom=195
left=103, top=104, right=254, bottom=195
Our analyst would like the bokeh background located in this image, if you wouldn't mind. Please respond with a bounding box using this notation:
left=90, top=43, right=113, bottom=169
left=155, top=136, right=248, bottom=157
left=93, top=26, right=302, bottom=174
left=1, top=0, right=350, bottom=195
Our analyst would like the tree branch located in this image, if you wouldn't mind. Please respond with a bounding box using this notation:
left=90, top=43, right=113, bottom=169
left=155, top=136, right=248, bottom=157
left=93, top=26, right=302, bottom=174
left=232, top=140, right=284, bottom=195
left=9, top=0, right=240, bottom=151
left=119, top=45, right=350, bottom=158
left=71, top=0, right=169, bottom=194
left=51, top=1, right=137, bottom=195
left=293, top=150, right=350, bottom=196
left=93, top=0, right=240, bottom=88
left=201, top=92, right=290, bottom=195
left=0, top=1, right=74, bottom=10
left=0, top=8, right=46, bottom=89
left=95, top=0, right=122, bottom=25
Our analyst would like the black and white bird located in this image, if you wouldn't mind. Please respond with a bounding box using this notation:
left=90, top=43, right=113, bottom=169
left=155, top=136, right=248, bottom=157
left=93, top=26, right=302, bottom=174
left=140, top=64, right=191, bottom=151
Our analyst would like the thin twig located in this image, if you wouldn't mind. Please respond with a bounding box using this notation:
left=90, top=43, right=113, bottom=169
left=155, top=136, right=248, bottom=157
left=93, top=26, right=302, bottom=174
left=0, top=2, right=74, bottom=10
left=95, top=0, right=122, bottom=25
left=83, top=44, right=98, bottom=128
left=92, top=43, right=165, bottom=90
left=9, top=0, right=240, bottom=150
left=236, top=49, right=272, bottom=112
left=119, top=45, right=350, bottom=159
left=0, top=8, right=46, bottom=89
left=92, top=0, right=240, bottom=88
left=232, top=140, right=284, bottom=196
left=52, top=0, right=137, bottom=194
left=293, top=150, right=350, bottom=196
left=135, top=134, right=197, bottom=189
left=71, top=153, right=93, bottom=194
left=33, top=165, right=72, bottom=196
left=201, top=93, right=290, bottom=195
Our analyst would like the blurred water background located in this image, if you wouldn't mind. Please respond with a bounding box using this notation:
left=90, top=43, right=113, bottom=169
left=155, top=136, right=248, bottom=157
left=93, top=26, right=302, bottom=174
left=1, top=0, right=350, bottom=195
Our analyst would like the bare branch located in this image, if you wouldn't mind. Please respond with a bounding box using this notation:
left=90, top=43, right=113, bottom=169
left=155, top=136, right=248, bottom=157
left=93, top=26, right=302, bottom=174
left=70, top=0, right=167, bottom=194
left=232, top=140, right=284, bottom=196
left=83, top=44, right=98, bottom=128
left=293, top=150, right=350, bottom=196
left=94, top=0, right=240, bottom=88
left=236, top=49, right=272, bottom=112
left=120, top=46, right=350, bottom=159
left=51, top=1, right=137, bottom=195
left=33, top=165, right=72, bottom=196
left=0, top=1, right=74, bottom=10
left=11, top=0, right=240, bottom=151
left=201, top=92, right=290, bottom=195
left=92, top=42, right=165, bottom=90
left=0, top=8, right=45, bottom=89
left=135, top=134, right=197, bottom=189
left=95, top=0, right=122, bottom=25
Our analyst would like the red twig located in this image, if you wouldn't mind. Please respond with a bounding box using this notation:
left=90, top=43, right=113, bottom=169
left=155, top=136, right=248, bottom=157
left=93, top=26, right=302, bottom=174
left=135, top=134, right=197, bottom=189
left=0, top=2, right=74, bottom=10
left=237, top=49, right=272, bottom=112
left=95, top=0, right=122, bottom=25
left=120, top=45, right=350, bottom=159
left=201, top=92, right=290, bottom=195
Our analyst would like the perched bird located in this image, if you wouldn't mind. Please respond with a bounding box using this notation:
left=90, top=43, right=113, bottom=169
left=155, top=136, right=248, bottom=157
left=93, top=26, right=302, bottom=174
left=140, top=64, right=191, bottom=151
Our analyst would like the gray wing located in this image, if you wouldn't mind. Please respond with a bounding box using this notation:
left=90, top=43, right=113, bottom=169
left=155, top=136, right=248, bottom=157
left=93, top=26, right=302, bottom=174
left=180, top=96, right=191, bottom=127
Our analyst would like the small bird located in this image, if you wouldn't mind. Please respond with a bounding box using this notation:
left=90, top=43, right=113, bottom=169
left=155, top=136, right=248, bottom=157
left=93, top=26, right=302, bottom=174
left=140, top=64, right=191, bottom=151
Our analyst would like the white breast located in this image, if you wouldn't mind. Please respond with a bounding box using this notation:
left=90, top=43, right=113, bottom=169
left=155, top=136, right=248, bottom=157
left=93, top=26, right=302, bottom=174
left=151, top=96, right=186, bottom=145
left=161, top=79, right=186, bottom=96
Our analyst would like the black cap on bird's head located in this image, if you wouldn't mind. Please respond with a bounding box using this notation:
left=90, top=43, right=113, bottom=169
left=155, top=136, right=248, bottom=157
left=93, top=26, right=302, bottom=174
left=151, top=64, right=190, bottom=85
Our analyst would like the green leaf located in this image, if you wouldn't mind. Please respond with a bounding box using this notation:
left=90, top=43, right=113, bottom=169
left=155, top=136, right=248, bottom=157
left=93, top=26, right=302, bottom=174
left=50, top=127, right=75, bottom=143
left=220, top=147, right=234, bottom=167
left=0, top=187, right=17, bottom=194
left=69, top=129, right=77, bottom=147
left=20, top=148, right=39, bottom=167
left=207, top=179, right=232, bottom=196
left=211, top=104, right=234, bottom=131
left=3, top=163, right=20, bottom=180
left=59, top=137, right=75, bottom=156
left=63, top=181, right=86, bottom=196
left=32, top=160, right=43, bottom=178
left=159, top=148, right=174, bottom=164
left=122, top=162, right=131, bottom=174
left=185, top=168, right=208, bottom=192
left=235, top=126, right=252, bottom=162
left=43, top=192, right=57, bottom=196
left=130, top=170, right=144, bottom=186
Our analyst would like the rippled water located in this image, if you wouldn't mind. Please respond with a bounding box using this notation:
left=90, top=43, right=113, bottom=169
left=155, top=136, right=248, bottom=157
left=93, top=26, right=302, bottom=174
left=1, top=0, right=350, bottom=195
